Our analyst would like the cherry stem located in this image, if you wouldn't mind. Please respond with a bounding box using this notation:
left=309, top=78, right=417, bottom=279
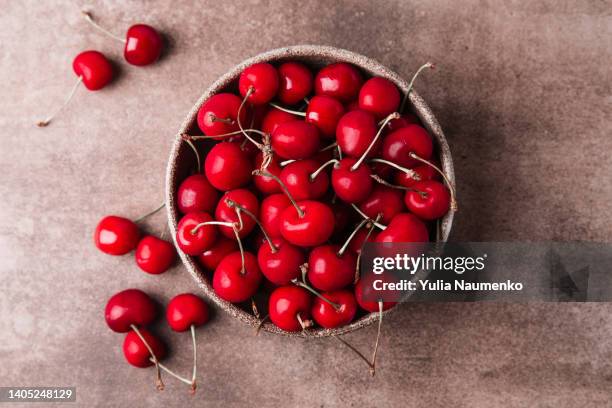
left=237, top=87, right=266, bottom=148
left=190, top=220, right=233, bottom=235
left=81, top=11, right=126, bottom=43
left=320, top=142, right=338, bottom=152
left=369, top=158, right=420, bottom=181
left=309, top=159, right=339, bottom=181
left=37, top=76, right=83, bottom=127
left=184, top=138, right=201, bottom=173
left=337, top=218, right=370, bottom=257
left=130, top=325, right=164, bottom=390
left=351, top=112, right=400, bottom=171
left=354, top=213, right=382, bottom=283
left=252, top=170, right=304, bottom=218
left=370, top=175, right=426, bottom=198
left=251, top=298, right=260, bottom=319
left=351, top=204, right=387, bottom=230
left=296, top=313, right=313, bottom=331
left=225, top=198, right=278, bottom=253
left=400, top=62, right=435, bottom=113
left=153, top=360, right=193, bottom=386
left=255, top=314, right=269, bottom=336
left=268, top=102, right=307, bottom=117
left=209, top=113, right=234, bottom=124
left=183, top=129, right=266, bottom=147
left=408, top=152, right=457, bottom=211
left=279, top=159, right=295, bottom=167
left=291, top=279, right=341, bottom=311
left=190, top=324, right=197, bottom=393
left=134, top=203, right=165, bottom=223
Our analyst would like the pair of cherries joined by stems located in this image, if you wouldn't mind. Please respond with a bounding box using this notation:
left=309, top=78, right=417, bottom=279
left=37, top=11, right=163, bottom=127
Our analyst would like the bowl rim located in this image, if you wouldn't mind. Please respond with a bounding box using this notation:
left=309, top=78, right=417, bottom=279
left=166, top=45, right=455, bottom=338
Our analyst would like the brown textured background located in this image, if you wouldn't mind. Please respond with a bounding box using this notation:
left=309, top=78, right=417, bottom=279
left=1, top=0, right=611, bottom=407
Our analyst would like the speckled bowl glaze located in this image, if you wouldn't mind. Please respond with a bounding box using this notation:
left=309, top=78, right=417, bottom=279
left=166, top=45, right=455, bottom=337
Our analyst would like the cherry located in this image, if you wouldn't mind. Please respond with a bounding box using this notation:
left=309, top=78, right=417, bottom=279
left=166, top=293, right=210, bottom=332
left=358, top=185, right=404, bottom=224
left=197, top=237, right=237, bottom=271
left=382, top=125, right=433, bottom=168
left=239, top=63, right=279, bottom=105
left=387, top=113, right=419, bottom=132
left=311, top=290, right=357, bottom=329
left=314, top=62, right=363, bottom=102
left=394, top=163, right=439, bottom=188
left=277, top=62, right=313, bottom=105
left=305, top=95, right=345, bottom=138
left=280, top=159, right=329, bottom=201
left=94, top=215, right=140, bottom=255
left=212, top=251, right=262, bottom=303
left=354, top=272, right=398, bottom=312
left=335, top=110, right=378, bottom=158
left=197, top=93, right=248, bottom=138
left=105, top=289, right=157, bottom=332
left=215, top=189, right=259, bottom=239
left=254, top=153, right=282, bottom=194
left=280, top=200, right=335, bottom=247
left=404, top=180, right=450, bottom=220
left=260, top=194, right=291, bottom=239
left=123, top=329, right=166, bottom=368
left=257, top=238, right=304, bottom=285
left=358, top=77, right=400, bottom=119
left=375, top=213, right=429, bottom=243
left=307, top=245, right=356, bottom=291
left=135, top=236, right=176, bottom=274
left=204, top=142, right=252, bottom=191
left=124, top=24, right=163, bottom=66
left=177, top=174, right=219, bottom=214
left=271, top=121, right=320, bottom=160
left=268, top=286, right=313, bottom=332
left=331, top=158, right=373, bottom=203
left=176, top=212, right=218, bottom=255
left=261, top=107, right=298, bottom=135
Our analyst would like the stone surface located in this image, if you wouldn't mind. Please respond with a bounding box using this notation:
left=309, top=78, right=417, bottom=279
left=0, top=0, right=611, bottom=406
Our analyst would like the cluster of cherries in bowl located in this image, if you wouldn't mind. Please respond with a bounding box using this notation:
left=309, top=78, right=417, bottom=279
left=176, top=59, right=455, bottom=333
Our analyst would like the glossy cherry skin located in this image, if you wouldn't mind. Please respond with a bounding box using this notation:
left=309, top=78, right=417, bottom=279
left=197, top=93, right=248, bottom=138
left=280, top=159, right=329, bottom=201
left=135, top=236, right=176, bottom=274
left=354, top=272, right=398, bottom=312
left=105, top=289, right=157, bottom=333
left=331, top=158, right=373, bottom=203
left=335, top=110, right=378, bottom=158
left=277, top=62, right=313, bottom=105
left=124, top=24, right=162, bottom=66
left=404, top=180, right=450, bottom=220
left=314, top=62, right=363, bottom=102
left=358, top=77, right=400, bottom=119
left=358, top=185, right=404, bottom=224
left=382, top=125, right=433, bottom=168
left=72, top=51, right=113, bottom=90
left=307, top=245, right=356, bottom=291
left=253, top=153, right=282, bottom=194
left=257, top=238, right=304, bottom=285
left=197, top=237, right=237, bottom=271
left=394, top=163, right=439, bottom=188
left=239, top=63, right=279, bottom=105
left=176, top=212, right=218, bottom=255
left=305, top=95, right=345, bottom=138
left=94, top=216, right=140, bottom=255
left=375, top=213, right=429, bottom=243
left=271, top=121, right=320, bottom=160
left=177, top=174, right=219, bottom=214
left=123, top=329, right=166, bottom=368
left=311, top=290, right=357, bottom=329
left=261, top=107, right=298, bottom=135
left=387, top=113, right=419, bottom=132
left=348, top=228, right=378, bottom=254
left=166, top=293, right=209, bottom=332
left=280, top=201, right=335, bottom=247
left=268, top=286, right=312, bottom=332
left=215, top=189, right=259, bottom=239
left=204, top=142, right=252, bottom=191
left=212, top=251, right=262, bottom=303
left=260, top=194, right=291, bottom=239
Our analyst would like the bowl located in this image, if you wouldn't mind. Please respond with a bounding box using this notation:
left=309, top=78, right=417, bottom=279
left=166, top=45, right=455, bottom=337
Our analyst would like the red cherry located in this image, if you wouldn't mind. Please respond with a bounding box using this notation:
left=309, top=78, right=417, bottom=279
left=197, top=237, right=237, bottom=271
left=382, top=125, right=433, bottom=168
left=197, top=94, right=248, bottom=138
left=348, top=228, right=378, bottom=254
left=314, top=62, right=363, bottom=102
left=336, top=110, right=378, bottom=158
left=280, top=200, right=335, bottom=247
left=280, top=159, right=329, bottom=201
left=358, top=185, right=404, bottom=224
left=105, top=289, right=157, bottom=332
left=307, top=245, right=356, bottom=291
left=331, top=158, right=373, bottom=203
left=177, top=174, right=219, bottom=214
left=277, top=62, right=313, bottom=105
left=305, top=95, right=345, bottom=138
left=94, top=215, right=140, bottom=255
left=124, top=24, right=162, bottom=66
left=271, top=121, right=320, bottom=160
left=387, top=113, right=419, bottom=132
left=166, top=293, right=210, bottom=332
left=261, top=107, right=299, bottom=135
left=135, top=236, right=176, bottom=274
left=375, top=213, right=429, bottom=243
left=212, top=251, right=262, bottom=303
left=260, top=194, right=291, bottom=239
left=204, top=142, right=252, bottom=191
left=123, top=329, right=166, bottom=368
left=239, top=63, right=279, bottom=105
left=254, top=153, right=282, bottom=194
left=268, top=286, right=312, bottom=332
left=176, top=212, right=218, bottom=255
left=394, top=163, right=439, bottom=188
left=257, top=238, right=304, bottom=285
left=311, top=290, right=357, bottom=328
left=404, top=180, right=450, bottom=220
left=72, top=50, right=113, bottom=90
left=358, top=77, right=400, bottom=119
left=354, top=272, right=398, bottom=312
left=215, top=189, right=259, bottom=239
